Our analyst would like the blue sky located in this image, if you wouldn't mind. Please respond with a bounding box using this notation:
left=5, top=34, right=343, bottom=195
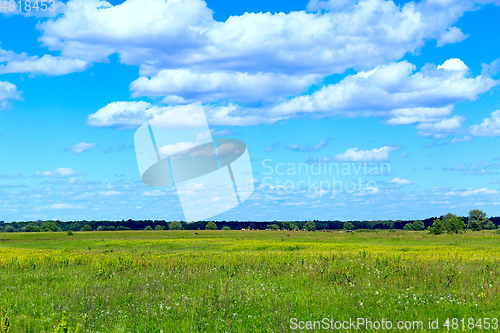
left=1, top=0, right=500, bottom=222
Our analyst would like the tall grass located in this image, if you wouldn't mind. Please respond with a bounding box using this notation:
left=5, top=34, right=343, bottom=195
left=0, top=230, right=499, bottom=332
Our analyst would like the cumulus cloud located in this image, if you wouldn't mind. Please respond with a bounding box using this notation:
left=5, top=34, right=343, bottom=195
left=39, top=0, right=474, bottom=77
left=142, top=190, right=166, bottom=197
left=89, top=101, right=281, bottom=129
left=32, top=0, right=496, bottom=131
left=90, top=59, right=497, bottom=130
left=390, top=178, right=412, bottom=185
left=99, top=190, right=121, bottom=196
left=0, top=81, right=20, bottom=110
left=271, top=60, right=495, bottom=125
left=87, top=101, right=210, bottom=129
left=66, top=142, right=97, bottom=154
left=416, top=116, right=465, bottom=138
left=445, top=188, right=500, bottom=197
left=0, top=47, right=88, bottom=76
left=158, top=141, right=199, bottom=157
left=437, top=58, right=469, bottom=71
left=333, top=146, right=397, bottom=162
left=130, top=69, right=319, bottom=104
left=470, top=110, right=500, bottom=136
left=482, top=59, right=500, bottom=77
left=437, top=27, right=468, bottom=47
left=34, top=167, right=85, bottom=178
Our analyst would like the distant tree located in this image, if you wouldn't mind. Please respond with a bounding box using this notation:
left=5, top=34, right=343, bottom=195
left=169, top=221, right=183, bottom=230
left=96, top=226, right=115, bottom=231
left=222, top=226, right=231, bottom=230
left=484, top=220, right=496, bottom=230
left=497, top=225, right=500, bottom=234
left=343, top=222, right=354, bottom=231
left=440, top=213, right=458, bottom=231
left=144, top=226, right=153, bottom=231
left=304, top=221, right=316, bottom=231
left=446, top=216, right=466, bottom=234
left=283, top=222, right=298, bottom=230
left=403, top=223, right=414, bottom=231
left=67, top=230, right=74, bottom=236
left=4, top=226, right=15, bottom=233
left=468, top=209, right=491, bottom=231
left=25, top=223, right=40, bottom=232
left=205, top=221, right=218, bottom=230
left=412, top=220, right=425, bottom=231
left=267, top=224, right=280, bottom=230
left=41, top=221, right=60, bottom=232
left=155, top=225, right=166, bottom=231
left=80, top=225, right=93, bottom=232
left=427, top=218, right=445, bottom=235
left=116, top=226, right=130, bottom=231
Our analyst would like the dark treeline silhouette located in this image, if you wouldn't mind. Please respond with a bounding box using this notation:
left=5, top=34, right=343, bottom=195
left=1, top=215, right=499, bottom=232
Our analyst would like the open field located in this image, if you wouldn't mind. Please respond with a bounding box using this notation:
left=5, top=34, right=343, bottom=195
left=1, top=230, right=500, bottom=332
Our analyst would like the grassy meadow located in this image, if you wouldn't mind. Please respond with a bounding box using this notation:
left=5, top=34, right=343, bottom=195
left=1, top=229, right=500, bottom=332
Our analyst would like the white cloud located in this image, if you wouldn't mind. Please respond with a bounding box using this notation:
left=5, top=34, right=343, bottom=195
left=50, top=203, right=84, bottom=210
left=437, top=58, right=469, bottom=71
left=390, top=178, right=412, bottom=185
left=90, top=59, right=497, bottom=129
left=0, top=81, right=20, bottom=110
left=89, top=101, right=281, bottom=128
left=34, top=167, right=85, bottom=178
left=481, top=59, right=500, bottom=77
left=39, top=0, right=213, bottom=63
left=158, top=141, right=199, bottom=157
left=271, top=60, right=495, bottom=125
left=87, top=101, right=209, bottom=129
left=130, top=69, right=319, bottom=104
left=0, top=48, right=88, bottom=76
left=333, top=146, right=397, bottom=162
left=385, top=106, right=454, bottom=125
left=470, top=110, right=500, bottom=136
left=32, top=0, right=495, bottom=131
left=445, top=188, right=500, bottom=197
left=66, top=142, right=97, bottom=154
left=39, top=0, right=474, bottom=77
left=449, top=135, right=472, bottom=144
left=437, top=27, right=468, bottom=47
left=416, top=115, right=465, bottom=138
left=99, top=190, right=121, bottom=196
left=142, top=190, right=166, bottom=197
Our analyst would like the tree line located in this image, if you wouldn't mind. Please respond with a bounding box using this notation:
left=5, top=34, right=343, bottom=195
left=0, top=210, right=499, bottom=233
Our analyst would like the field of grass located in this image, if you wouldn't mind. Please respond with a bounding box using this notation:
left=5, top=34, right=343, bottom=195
left=1, top=229, right=500, bottom=332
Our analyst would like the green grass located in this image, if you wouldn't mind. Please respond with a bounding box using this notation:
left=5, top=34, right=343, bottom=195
left=1, top=230, right=500, bottom=332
